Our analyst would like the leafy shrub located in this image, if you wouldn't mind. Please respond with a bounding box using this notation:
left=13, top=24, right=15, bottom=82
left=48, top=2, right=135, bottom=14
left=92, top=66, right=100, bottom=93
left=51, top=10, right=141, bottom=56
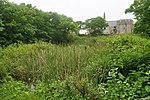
left=108, top=35, right=150, bottom=76
left=101, top=35, right=150, bottom=99
left=0, top=47, right=7, bottom=81
left=0, top=80, right=40, bottom=100
left=81, top=35, right=150, bottom=99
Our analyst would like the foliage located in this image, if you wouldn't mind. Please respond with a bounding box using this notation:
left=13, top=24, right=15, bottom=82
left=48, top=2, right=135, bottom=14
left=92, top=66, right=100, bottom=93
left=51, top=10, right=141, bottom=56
left=0, top=79, right=64, bottom=100
left=0, top=34, right=150, bottom=99
left=85, top=16, right=108, bottom=36
left=0, top=0, right=78, bottom=45
left=48, top=12, right=79, bottom=43
left=0, top=0, right=150, bottom=99
left=0, top=79, right=41, bottom=100
left=108, top=35, right=150, bottom=76
left=0, top=20, right=4, bottom=32
left=102, top=35, right=150, bottom=99
left=0, top=42, right=97, bottom=83
left=125, top=0, right=150, bottom=36
left=76, top=21, right=85, bottom=30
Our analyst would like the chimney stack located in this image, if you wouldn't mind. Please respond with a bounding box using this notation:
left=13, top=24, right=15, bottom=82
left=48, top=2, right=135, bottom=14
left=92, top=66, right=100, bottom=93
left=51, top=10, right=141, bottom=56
left=103, top=12, right=106, bottom=20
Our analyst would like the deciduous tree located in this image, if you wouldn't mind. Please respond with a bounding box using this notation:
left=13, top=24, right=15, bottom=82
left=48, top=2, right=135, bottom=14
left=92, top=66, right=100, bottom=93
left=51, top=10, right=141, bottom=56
left=0, top=0, right=79, bottom=45
left=85, top=16, right=108, bottom=36
left=125, top=0, right=150, bottom=36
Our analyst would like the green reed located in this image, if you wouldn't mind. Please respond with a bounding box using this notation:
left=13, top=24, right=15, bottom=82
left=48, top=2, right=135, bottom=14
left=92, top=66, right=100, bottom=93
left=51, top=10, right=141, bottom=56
left=1, top=42, right=101, bottom=83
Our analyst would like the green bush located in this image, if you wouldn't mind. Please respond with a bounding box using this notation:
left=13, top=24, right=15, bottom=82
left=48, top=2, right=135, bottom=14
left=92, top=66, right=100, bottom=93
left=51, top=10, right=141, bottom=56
left=0, top=80, right=40, bottom=100
left=100, top=35, right=150, bottom=99
left=0, top=80, right=64, bottom=100
left=108, top=35, right=150, bottom=75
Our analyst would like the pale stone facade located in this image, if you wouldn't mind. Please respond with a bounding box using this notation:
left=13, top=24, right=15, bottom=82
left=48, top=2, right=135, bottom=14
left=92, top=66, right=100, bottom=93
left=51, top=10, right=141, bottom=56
left=104, top=19, right=134, bottom=34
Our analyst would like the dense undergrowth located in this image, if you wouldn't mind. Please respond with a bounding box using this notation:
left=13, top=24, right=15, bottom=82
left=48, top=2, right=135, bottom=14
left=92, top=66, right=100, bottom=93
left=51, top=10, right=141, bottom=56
left=0, top=34, right=150, bottom=99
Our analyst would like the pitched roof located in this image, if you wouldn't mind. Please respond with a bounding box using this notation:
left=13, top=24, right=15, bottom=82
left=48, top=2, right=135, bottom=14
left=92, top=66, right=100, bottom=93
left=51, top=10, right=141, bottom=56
left=107, top=21, right=117, bottom=28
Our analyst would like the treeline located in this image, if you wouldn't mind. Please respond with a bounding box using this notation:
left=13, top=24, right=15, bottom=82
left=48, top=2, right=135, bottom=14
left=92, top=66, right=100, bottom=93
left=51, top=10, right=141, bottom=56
left=0, top=0, right=109, bottom=46
left=2, top=0, right=149, bottom=46
left=0, top=0, right=79, bottom=45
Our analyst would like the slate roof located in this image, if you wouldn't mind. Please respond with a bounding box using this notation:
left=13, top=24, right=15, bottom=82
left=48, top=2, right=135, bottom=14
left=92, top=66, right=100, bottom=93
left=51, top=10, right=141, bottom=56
left=107, top=21, right=117, bottom=28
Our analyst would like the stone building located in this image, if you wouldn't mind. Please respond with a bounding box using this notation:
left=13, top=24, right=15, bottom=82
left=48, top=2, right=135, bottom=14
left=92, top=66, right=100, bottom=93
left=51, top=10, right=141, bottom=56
left=103, top=13, right=134, bottom=34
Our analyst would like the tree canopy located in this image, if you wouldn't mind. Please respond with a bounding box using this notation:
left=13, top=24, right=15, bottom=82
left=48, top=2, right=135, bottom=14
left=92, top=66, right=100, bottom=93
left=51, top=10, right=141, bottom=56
left=0, top=0, right=79, bottom=45
left=125, top=0, right=150, bottom=36
left=85, top=16, right=108, bottom=36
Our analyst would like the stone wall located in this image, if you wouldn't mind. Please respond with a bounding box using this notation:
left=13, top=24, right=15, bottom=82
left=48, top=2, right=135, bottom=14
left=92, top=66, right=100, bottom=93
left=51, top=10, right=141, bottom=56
left=104, top=19, right=134, bottom=34
left=117, top=19, right=133, bottom=34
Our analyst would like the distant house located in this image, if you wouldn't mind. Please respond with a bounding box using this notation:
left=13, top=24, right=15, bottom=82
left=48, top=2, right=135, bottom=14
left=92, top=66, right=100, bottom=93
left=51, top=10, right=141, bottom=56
left=79, top=13, right=134, bottom=35
left=79, top=29, right=89, bottom=35
left=103, top=12, right=134, bottom=34
left=104, top=19, right=134, bottom=34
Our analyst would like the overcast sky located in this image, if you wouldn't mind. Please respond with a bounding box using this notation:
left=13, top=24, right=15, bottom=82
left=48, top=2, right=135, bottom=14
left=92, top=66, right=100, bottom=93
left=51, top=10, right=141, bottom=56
left=9, top=0, right=135, bottom=21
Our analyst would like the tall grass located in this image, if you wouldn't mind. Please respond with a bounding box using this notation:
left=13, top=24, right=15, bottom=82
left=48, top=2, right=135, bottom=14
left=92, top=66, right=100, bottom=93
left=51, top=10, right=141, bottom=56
left=0, top=41, right=104, bottom=83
